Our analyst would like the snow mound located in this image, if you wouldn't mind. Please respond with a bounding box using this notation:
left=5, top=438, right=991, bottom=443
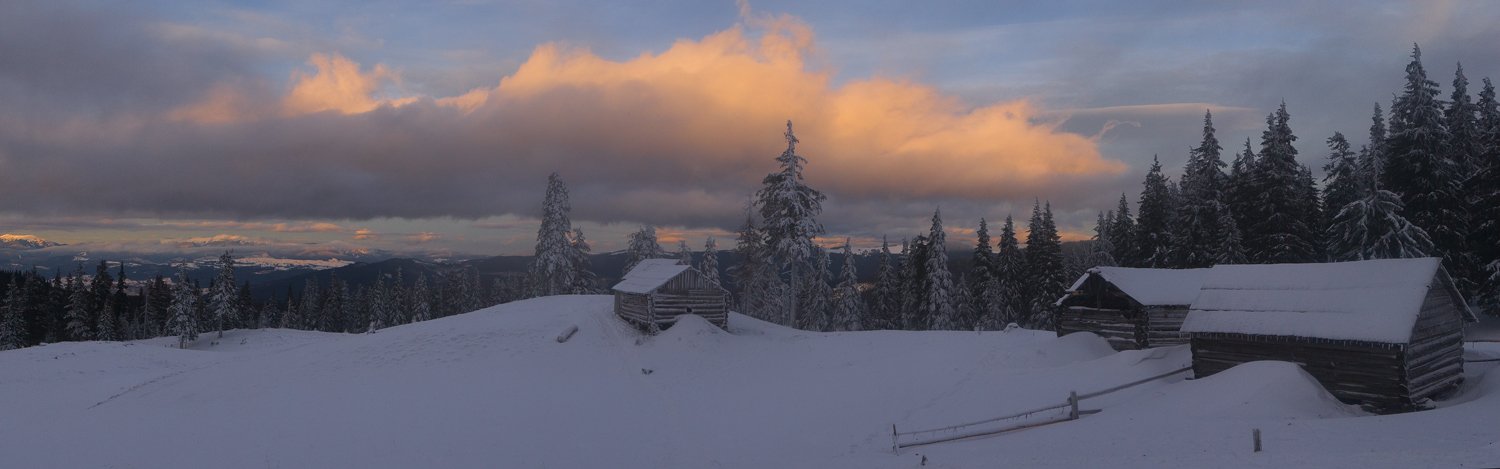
left=1036, top=331, right=1117, bottom=366
left=1149, top=361, right=1360, bottom=419
left=659, top=314, right=723, bottom=338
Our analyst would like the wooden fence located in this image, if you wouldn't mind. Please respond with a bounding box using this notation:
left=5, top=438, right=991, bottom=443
left=891, top=366, right=1191, bottom=453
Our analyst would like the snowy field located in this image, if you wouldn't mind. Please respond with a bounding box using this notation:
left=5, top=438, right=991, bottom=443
left=3, top=295, right=1499, bottom=468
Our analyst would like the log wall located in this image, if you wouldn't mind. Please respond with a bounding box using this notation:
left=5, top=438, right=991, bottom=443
left=1145, top=307, right=1191, bottom=347
left=1058, top=306, right=1143, bottom=351
left=614, top=268, right=731, bottom=332
left=1190, top=334, right=1412, bottom=409
left=1403, top=273, right=1466, bottom=402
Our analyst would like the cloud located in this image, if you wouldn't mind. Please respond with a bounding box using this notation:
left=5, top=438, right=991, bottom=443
left=353, top=228, right=378, bottom=240
left=282, top=53, right=417, bottom=116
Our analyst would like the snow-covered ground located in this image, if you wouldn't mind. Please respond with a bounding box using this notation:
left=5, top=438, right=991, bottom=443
left=3, top=295, right=1498, bottom=468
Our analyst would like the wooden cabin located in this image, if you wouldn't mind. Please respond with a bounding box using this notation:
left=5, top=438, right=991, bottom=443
left=1055, top=267, right=1210, bottom=351
left=1181, top=258, right=1478, bottom=410
left=612, top=259, right=730, bottom=332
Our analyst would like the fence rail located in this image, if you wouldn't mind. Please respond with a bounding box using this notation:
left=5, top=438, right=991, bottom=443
left=891, top=366, right=1191, bottom=452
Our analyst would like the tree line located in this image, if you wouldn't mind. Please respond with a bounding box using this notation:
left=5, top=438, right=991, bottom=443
left=0, top=252, right=525, bottom=350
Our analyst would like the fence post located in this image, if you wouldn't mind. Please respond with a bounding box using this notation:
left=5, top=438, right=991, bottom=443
left=1068, top=391, right=1079, bottom=420
left=1253, top=428, right=1262, bottom=453
left=892, top=424, right=899, bottom=454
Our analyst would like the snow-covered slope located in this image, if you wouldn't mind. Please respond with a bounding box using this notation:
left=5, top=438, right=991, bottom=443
left=3, top=295, right=1498, bottom=468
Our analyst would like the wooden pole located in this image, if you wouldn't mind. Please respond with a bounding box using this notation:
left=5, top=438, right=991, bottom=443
left=892, top=424, right=899, bottom=454
left=1068, top=391, right=1079, bottom=420
left=1253, top=428, right=1262, bottom=453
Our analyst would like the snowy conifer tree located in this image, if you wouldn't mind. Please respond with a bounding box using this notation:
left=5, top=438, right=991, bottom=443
left=1024, top=202, right=1066, bottom=329
left=868, top=237, right=901, bottom=330
left=923, top=209, right=957, bottom=330
left=994, top=216, right=1025, bottom=327
left=830, top=239, right=864, bottom=331
left=1385, top=45, right=1472, bottom=289
left=676, top=240, right=693, bottom=266
left=1134, top=157, right=1175, bottom=267
left=1466, top=78, right=1500, bottom=314
left=299, top=279, right=321, bottom=330
left=411, top=274, right=432, bottom=322
left=1215, top=209, right=1248, bottom=264
left=798, top=247, right=833, bottom=330
left=1322, top=132, right=1361, bottom=228
left=623, top=226, right=667, bottom=273
left=966, top=218, right=1002, bottom=329
left=1171, top=110, right=1231, bottom=268
left=899, top=236, right=929, bottom=330
left=699, top=237, right=723, bottom=289
left=281, top=293, right=299, bottom=329
left=730, top=212, right=770, bottom=320
left=64, top=267, right=92, bottom=341
left=96, top=299, right=119, bottom=341
left=568, top=229, right=599, bottom=294
left=168, top=273, right=199, bottom=349
left=258, top=298, right=279, bottom=329
left=755, top=121, right=826, bottom=327
left=209, top=251, right=240, bottom=338
left=528, top=172, right=575, bottom=298
left=0, top=278, right=25, bottom=350
left=1446, top=63, right=1481, bottom=175
left=1087, top=211, right=1117, bottom=268
left=1243, top=103, right=1320, bottom=263
left=1327, top=148, right=1435, bottom=261
left=1106, top=195, right=1136, bottom=267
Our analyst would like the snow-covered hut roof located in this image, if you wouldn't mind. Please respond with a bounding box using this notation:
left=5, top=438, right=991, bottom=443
left=1056, top=266, right=1211, bottom=306
left=1180, top=258, right=1476, bottom=344
left=612, top=259, right=691, bottom=294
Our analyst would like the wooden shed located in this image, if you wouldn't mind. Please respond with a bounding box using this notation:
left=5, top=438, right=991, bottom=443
left=1181, top=258, right=1478, bottom=410
left=1055, top=267, right=1210, bottom=351
left=612, top=259, right=730, bottom=332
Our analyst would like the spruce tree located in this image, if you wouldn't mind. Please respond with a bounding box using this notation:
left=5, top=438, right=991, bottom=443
left=209, top=251, right=240, bottom=338
left=1327, top=148, right=1435, bottom=261
left=965, top=218, right=1001, bottom=329
left=994, top=216, right=1025, bottom=327
left=1322, top=132, right=1361, bottom=225
left=1086, top=211, right=1117, bottom=268
left=623, top=226, right=666, bottom=273
left=900, top=236, right=929, bottom=330
left=1245, top=103, right=1320, bottom=263
left=923, top=209, right=957, bottom=330
left=830, top=239, right=864, bottom=331
left=96, top=299, right=119, bottom=341
left=1172, top=110, right=1230, bottom=268
left=281, top=290, right=299, bottom=329
left=568, top=229, right=598, bottom=294
left=1106, top=195, right=1136, bottom=266
left=1447, top=63, right=1482, bottom=175
left=699, top=237, right=723, bottom=290
left=0, top=277, right=25, bottom=350
left=798, top=247, right=832, bottom=331
left=168, top=273, right=199, bottom=349
left=754, top=121, right=826, bottom=327
left=299, top=279, right=321, bottom=330
left=1024, top=201, right=1066, bottom=329
left=1134, top=157, right=1174, bottom=267
left=528, top=172, right=575, bottom=298
left=1469, top=77, right=1500, bottom=315
left=64, top=267, right=92, bottom=341
left=411, top=274, right=432, bottom=322
left=869, top=236, right=902, bottom=330
left=1385, top=44, right=1472, bottom=290
left=676, top=240, right=693, bottom=266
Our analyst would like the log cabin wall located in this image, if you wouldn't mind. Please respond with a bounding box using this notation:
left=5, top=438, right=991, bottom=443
left=1057, top=274, right=1149, bottom=351
left=1145, top=307, right=1191, bottom=347
left=614, top=268, right=731, bottom=332
left=1190, top=333, right=1411, bottom=409
left=1403, top=273, right=1466, bottom=402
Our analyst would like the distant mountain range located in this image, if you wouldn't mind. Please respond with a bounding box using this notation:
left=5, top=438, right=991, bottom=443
left=0, top=234, right=63, bottom=250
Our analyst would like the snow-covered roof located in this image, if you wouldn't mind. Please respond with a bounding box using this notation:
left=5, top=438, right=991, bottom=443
left=1057, top=266, right=1211, bottom=306
left=612, top=259, right=691, bottom=294
left=1181, top=258, right=1473, bottom=344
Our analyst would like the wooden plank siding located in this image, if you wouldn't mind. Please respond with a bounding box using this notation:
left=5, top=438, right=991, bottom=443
left=1057, top=273, right=1192, bottom=351
left=1190, top=334, right=1413, bottom=408
left=1402, top=273, right=1467, bottom=402
left=614, top=267, right=731, bottom=333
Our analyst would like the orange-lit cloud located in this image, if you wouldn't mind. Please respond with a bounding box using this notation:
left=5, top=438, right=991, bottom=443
left=282, top=53, right=416, bottom=116
left=353, top=228, right=377, bottom=240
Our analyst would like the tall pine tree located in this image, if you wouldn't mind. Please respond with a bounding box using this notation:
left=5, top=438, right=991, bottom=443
left=528, top=172, right=575, bottom=297
left=1172, top=110, right=1232, bottom=268
left=755, top=121, right=826, bottom=327
left=1134, top=157, right=1174, bottom=267
left=830, top=239, right=864, bottom=331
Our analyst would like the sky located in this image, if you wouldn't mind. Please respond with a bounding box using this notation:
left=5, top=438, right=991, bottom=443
left=1, top=0, right=1498, bottom=259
